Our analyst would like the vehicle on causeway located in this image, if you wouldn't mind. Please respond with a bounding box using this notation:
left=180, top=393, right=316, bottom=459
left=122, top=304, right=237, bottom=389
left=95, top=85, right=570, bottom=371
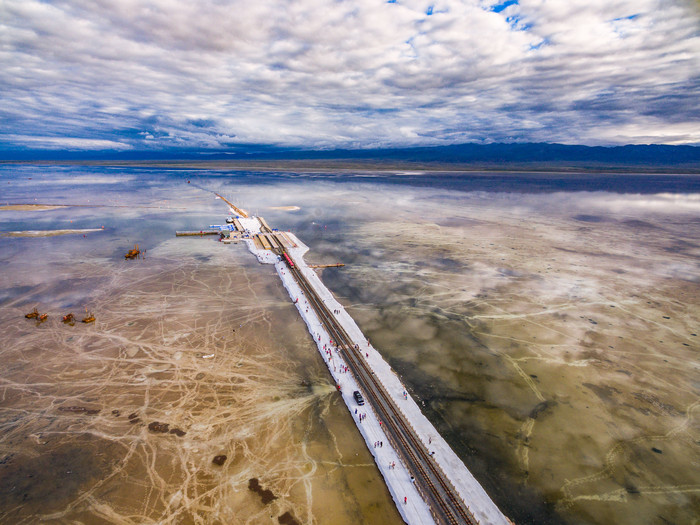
left=354, top=390, right=365, bottom=406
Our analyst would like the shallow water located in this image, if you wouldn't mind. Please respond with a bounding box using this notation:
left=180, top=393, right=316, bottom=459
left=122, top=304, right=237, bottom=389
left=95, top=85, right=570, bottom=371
left=1, top=165, right=699, bottom=524
left=0, top=166, right=401, bottom=524
left=280, top=178, right=700, bottom=525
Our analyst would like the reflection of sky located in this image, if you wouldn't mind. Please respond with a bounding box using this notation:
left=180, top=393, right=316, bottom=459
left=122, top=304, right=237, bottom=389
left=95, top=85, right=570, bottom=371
left=2, top=165, right=699, bottom=525
left=3, top=165, right=699, bottom=265
left=0, top=167, right=227, bottom=304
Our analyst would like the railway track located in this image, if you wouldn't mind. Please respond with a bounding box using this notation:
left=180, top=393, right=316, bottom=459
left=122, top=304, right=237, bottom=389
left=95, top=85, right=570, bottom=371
left=265, top=231, right=477, bottom=525
left=215, top=193, right=249, bottom=218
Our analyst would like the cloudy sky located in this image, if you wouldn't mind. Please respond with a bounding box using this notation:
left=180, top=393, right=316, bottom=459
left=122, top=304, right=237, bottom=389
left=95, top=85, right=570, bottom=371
left=1, top=0, right=699, bottom=151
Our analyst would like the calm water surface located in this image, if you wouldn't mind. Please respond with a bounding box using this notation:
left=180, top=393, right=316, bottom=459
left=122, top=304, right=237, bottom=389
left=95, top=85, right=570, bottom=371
left=1, top=165, right=698, bottom=524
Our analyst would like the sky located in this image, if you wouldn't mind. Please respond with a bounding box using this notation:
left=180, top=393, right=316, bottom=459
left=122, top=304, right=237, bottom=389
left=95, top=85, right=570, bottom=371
left=1, top=0, right=699, bottom=152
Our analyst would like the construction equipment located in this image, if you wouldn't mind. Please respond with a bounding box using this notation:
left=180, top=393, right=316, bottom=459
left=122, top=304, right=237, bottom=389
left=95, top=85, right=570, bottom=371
left=25, top=307, right=39, bottom=319
left=175, top=230, right=219, bottom=237
left=125, top=244, right=140, bottom=259
left=82, top=307, right=95, bottom=323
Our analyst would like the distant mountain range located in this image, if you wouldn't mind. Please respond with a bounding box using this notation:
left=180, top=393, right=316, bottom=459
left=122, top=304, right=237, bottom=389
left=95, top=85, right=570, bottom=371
left=2, top=142, right=700, bottom=169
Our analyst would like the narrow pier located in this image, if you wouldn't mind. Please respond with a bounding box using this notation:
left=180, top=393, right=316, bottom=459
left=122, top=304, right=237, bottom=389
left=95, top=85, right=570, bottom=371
left=175, top=230, right=220, bottom=236
left=205, top=205, right=511, bottom=525
left=214, top=193, right=249, bottom=218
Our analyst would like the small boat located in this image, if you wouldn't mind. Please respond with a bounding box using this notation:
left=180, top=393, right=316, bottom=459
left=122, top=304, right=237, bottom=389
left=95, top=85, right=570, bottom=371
left=201, top=354, right=215, bottom=359
left=82, top=313, right=95, bottom=323
left=37, top=313, right=48, bottom=322
left=62, top=313, right=75, bottom=324
left=25, top=307, right=39, bottom=319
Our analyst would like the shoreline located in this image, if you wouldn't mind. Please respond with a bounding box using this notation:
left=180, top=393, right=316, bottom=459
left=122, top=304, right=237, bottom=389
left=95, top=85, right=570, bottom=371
left=4, top=159, right=700, bottom=176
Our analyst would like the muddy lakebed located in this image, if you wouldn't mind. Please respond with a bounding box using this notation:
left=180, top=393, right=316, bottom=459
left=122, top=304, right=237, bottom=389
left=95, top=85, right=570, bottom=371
left=0, top=165, right=698, bottom=524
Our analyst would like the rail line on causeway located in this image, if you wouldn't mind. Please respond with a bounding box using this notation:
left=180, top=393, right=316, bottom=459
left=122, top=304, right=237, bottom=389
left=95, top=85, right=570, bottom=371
left=265, top=231, right=478, bottom=525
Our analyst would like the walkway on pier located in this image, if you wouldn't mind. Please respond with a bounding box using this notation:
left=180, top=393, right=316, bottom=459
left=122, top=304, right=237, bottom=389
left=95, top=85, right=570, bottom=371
left=236, top=213, right=510, bottom=525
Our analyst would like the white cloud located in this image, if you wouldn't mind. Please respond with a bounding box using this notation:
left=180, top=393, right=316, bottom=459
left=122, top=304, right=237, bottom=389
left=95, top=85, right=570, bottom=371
left=2, top=135, right=132, bottom=150
left=0, top=0, right=698, bottom=149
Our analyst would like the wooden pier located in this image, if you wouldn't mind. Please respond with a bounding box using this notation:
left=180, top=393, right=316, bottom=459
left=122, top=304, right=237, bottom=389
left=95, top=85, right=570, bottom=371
left=175, top=230, right=220, bottom=236
left=215, top=193, right=249, bottom=218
